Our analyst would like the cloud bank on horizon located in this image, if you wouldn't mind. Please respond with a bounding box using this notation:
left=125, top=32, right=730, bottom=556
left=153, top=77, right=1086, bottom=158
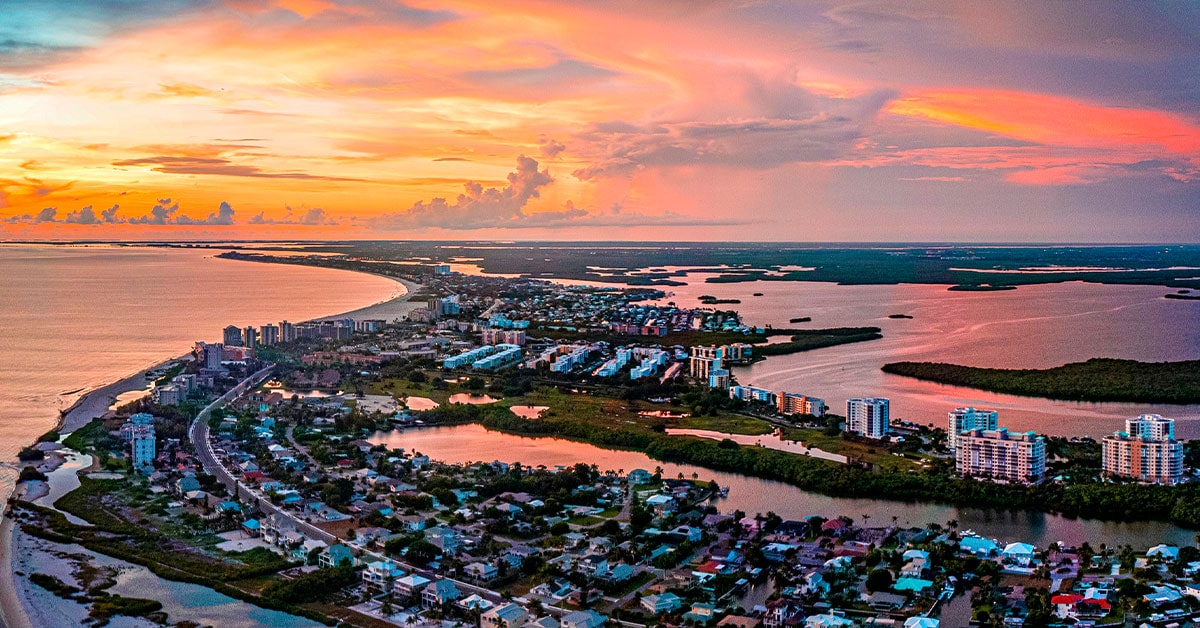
left=1, top=0, right=1198, bottom=241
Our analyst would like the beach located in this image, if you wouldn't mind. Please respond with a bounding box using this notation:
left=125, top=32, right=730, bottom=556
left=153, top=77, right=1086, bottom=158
left=0, top=265, right=422, bottom=628
left=58, top=358, right=181, bottom=435
left=316, top=276, right=424, bottom=322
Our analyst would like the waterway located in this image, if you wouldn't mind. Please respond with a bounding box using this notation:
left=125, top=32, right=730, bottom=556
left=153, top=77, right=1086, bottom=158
left=369, top=424, right=1197, bottom=549
left=515, top=271, right=1200, bottom=438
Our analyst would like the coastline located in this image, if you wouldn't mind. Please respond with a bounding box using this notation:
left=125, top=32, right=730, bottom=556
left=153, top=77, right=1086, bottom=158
left=0, top=260, right=422, bottom=628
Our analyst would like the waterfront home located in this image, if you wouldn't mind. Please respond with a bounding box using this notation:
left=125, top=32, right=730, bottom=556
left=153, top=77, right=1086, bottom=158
left=1002, top=542, right=1036, bottom=567
left=560, top=610, right=607, bottom=628
left=422, top=579, right=461, bottom=609
left=482, top=603, right=529, bottom=628
left=959, top=535, right=999, bottom=557
left=646, top=494, right=675, bottom=513
left=628, top=469, right=653, bottom=485
left=1146, top=544, right=1180, bottom=562
left=904, top=618, right=939, bottom=628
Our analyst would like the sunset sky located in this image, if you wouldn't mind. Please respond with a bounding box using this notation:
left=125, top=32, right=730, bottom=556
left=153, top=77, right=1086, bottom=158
left=1, top=1, right=1198, bottom=241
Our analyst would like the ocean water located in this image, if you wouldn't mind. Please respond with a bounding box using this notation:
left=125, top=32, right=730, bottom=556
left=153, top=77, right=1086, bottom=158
left=0, top=244, right=403, bottom=500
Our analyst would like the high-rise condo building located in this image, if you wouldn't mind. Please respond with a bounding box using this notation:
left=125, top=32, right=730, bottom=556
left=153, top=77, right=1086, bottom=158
left=947, top=407, right=999, bottom=452
left=955, top=427, right=1046, bottom=484
left=224, top=324, right=244, bottom=346
left=846, top=397, right=890, bottom=439
left=243, top=326, right=258, bottom=348
left=260, top=324, right=280, bottom=346
left=280, top=320, right=296, bottom=343
left=205, top=343, right=224, bottom=368
left=1125, top=414, right=1175, bottom=440
left=1102, top=415, right=1183, bottom=485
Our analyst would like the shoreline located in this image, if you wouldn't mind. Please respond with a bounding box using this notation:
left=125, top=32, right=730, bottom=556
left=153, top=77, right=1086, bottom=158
left=0, top=259, right=423, bottom=628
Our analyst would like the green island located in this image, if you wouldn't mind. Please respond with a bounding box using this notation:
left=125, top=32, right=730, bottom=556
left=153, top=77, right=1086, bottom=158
left=752, top=327, right=882, bottom=358
left=881, top=358, right=1200, bottom=404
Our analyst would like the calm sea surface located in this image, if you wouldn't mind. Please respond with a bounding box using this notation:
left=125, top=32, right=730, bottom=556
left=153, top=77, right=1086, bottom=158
left=0, top=245, right=403, bottom=500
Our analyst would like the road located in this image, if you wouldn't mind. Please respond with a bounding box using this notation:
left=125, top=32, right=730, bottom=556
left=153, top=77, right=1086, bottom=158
left=187, top=367, right=647, bottom=627
left=189, top=366, right=338, bottom=545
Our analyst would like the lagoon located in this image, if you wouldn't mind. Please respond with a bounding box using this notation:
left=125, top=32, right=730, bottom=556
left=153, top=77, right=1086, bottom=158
left=370, top=424, right=1196, bottom=549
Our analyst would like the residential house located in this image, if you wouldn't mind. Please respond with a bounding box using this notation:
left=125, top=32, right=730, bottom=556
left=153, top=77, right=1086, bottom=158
left=465, top=561, right=499, bottom=583
left=482, top=603, right=529, bottom=628
left=560, top=610, right=607, bottom=628
left=362, top=559, right=404, bottom=592
left=422, top=579, right=461, bottom=609
left=394, top=574, right=431, bottom=601
left=682, top=603, right=716, bottom=624
left=641, top=593, right=683, bottom=614
left=320, top=544, right=356, bottom=569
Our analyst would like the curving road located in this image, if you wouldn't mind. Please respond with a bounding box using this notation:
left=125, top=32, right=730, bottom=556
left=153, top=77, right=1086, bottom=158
left=188, top=365, right=338, bottom=545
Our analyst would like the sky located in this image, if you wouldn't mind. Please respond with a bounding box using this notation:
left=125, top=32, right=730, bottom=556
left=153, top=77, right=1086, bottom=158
left=0, top=0, right=1198, bottom=242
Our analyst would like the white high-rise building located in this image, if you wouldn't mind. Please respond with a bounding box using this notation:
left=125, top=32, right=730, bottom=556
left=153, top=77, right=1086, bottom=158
left=1102, top=415, right=1183, bottom=485
left=1125, top=414, right=1175, bottom=440
left=947, top=407, right=999, bottom=452
left=847, top=398, right=890, bottom=439
left=956, top=427, right=1046, bottom=484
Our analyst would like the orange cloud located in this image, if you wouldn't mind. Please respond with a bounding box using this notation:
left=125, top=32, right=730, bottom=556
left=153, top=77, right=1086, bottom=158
left=888, top=89, right=1200, bottom=154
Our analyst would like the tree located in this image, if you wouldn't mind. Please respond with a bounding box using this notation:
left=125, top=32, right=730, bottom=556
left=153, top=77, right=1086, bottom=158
left=406, top=539, right=440, bottom=565
left=865, top=569, right=893, bottom=593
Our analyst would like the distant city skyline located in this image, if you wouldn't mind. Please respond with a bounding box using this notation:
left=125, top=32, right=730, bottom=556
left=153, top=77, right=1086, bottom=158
left=1, top=1, right=1198, bottom=242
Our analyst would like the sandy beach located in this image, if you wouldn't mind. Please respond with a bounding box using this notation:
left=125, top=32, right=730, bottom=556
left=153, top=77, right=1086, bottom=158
left=0, top=267, right=425, bottom=628
left=316, top=277, right=423, bottom=323
left=57, top=357, right=185, bottom=435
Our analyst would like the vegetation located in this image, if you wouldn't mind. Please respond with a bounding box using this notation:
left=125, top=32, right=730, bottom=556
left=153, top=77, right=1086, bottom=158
left=18, top=466, right=47, bottom=483
left=30, top=573, right=165, bottom=624
left=16, top=446, right=43, bottom=462
left=882, top=358, right=1200, bottom=403
left=421, top=403, right=1200, bottom=528
left=261, top=566, right=357, bottom=605
left=755, top=327, right=882, bottom=357
left=16, top=477, right=335, bottom=626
